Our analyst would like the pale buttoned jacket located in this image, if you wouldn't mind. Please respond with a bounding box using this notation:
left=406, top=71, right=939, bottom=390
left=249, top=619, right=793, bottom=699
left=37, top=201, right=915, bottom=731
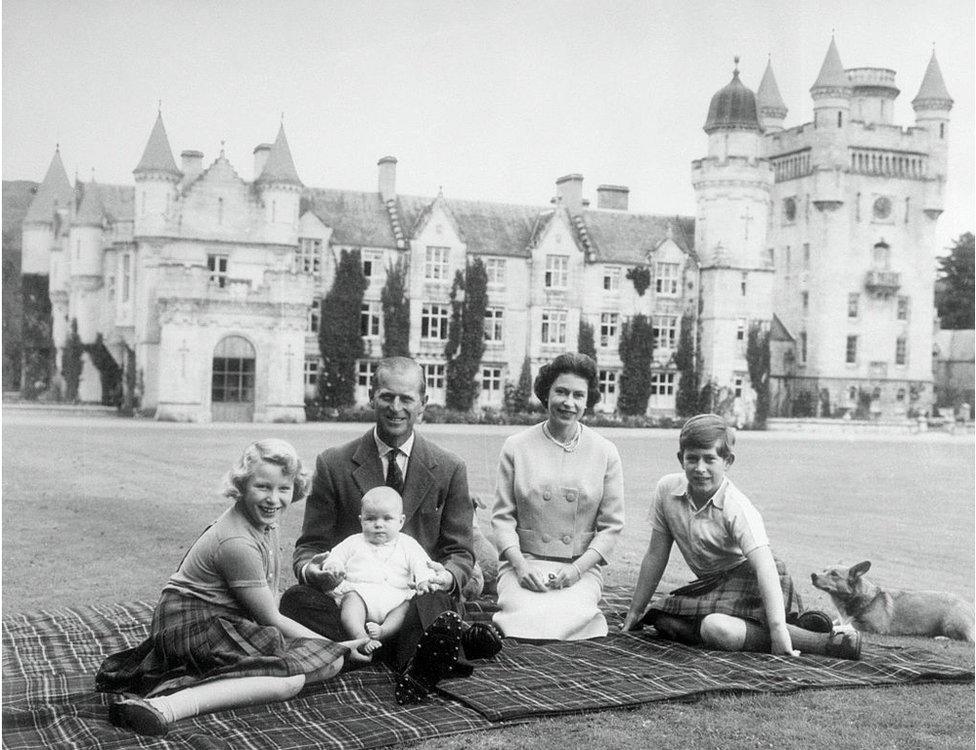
left=491, top=422, right=625, bottom=562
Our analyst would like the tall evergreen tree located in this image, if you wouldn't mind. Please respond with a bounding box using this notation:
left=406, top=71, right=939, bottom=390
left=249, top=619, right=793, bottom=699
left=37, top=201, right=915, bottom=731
left=505, top=355, right=533, bottom=413
left=674, top=313, right=698, bottom=417
left=62, top=318, right=83, bottom=402
left=935, top=232, right=975, bottom=330
left=317, top=249, right=368, bottom=408
left=445, top=258, right=488, bottom=411
left=578, top=319, right=596, bottom=361
left=617, top=314, right=654, bottom=416
left=380, top=256, right=410, bottom=357
left=746, top=320, right=771, bottom=428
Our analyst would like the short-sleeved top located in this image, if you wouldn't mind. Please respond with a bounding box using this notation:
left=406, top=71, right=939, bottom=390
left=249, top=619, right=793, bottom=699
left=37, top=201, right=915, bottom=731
left=325, top=532, right=432, bottom=593
left=163, top=505, right=280, bottom=608
left=651, top=473, right=769, bottom=578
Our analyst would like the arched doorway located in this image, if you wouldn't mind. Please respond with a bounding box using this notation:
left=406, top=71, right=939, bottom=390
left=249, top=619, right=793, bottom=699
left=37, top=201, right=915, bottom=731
left=211, top=335, right=255, bottom=422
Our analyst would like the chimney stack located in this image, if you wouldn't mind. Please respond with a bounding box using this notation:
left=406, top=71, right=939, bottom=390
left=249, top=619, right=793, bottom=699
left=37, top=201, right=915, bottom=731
left=555, top=173, right=584, bottom=213
left=181, top=150, right=203, bottom=181
left=378, top=156, right=397, bottom=202
left=596, top=184, right=629, bottom=211
left=253, top=143, right=271, bottom=180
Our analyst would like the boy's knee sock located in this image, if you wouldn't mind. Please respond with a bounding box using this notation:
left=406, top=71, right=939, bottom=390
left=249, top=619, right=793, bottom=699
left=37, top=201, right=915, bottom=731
left=647, top=614, right=701, bottom=646
left=740, top=622, right=829, bottom=653
left=738, top=620, right=772, bottom=652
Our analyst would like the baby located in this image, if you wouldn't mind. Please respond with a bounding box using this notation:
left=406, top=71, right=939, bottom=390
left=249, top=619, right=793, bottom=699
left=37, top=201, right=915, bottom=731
left=324, top=486, right=433, bottom=653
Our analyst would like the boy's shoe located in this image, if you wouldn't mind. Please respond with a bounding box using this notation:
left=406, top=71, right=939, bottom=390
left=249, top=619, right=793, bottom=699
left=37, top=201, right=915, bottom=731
left=461, top=622, right=503, bottom=660
left=111, top=696, right=169, bottom=736
left=794, top=610, right=834, bottom=633
left=824, top=629, right=862, bottom=661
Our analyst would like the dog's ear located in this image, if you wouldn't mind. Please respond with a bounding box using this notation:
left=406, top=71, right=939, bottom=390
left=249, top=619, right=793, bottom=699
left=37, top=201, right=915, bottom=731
left=850, top=561, right=871, bottom=579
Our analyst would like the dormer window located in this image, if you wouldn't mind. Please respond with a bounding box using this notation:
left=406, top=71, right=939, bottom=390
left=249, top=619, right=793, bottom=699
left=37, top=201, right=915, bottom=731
left=544, top=255, right=568, bottom=289
left=425, top=246, right=450, bottom=281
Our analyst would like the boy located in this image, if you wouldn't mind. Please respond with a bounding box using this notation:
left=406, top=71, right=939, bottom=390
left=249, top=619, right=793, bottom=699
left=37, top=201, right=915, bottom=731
left=325, top=487, right=434, bottom=653
left=621, top=414, right=860, bottom=660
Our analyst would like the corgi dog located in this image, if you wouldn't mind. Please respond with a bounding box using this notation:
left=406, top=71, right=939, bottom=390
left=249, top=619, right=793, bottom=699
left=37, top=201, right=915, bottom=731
left=811, top=561, right=974, bottom=643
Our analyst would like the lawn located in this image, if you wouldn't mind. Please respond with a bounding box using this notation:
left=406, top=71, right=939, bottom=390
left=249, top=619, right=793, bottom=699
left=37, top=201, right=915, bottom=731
left=2, top=413, right=974, bottom=749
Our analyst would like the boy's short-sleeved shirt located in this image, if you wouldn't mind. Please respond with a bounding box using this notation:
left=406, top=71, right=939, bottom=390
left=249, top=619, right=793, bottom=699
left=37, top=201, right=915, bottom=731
left=651, top=473, right=769, bottom=578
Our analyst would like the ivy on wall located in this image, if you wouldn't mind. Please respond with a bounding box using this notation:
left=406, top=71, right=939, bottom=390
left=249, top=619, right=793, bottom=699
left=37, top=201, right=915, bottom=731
left=626, top=266, right=651, bottom=296
left=318, top=249, right=368, bottom=408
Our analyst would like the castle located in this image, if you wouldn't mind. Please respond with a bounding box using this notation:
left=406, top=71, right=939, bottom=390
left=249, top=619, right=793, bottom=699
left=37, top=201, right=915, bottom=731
left=18, top=39, right=952, bottom=422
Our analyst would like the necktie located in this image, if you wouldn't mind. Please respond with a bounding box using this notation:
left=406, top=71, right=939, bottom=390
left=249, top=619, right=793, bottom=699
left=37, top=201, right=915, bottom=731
left=386, top=448, right=404, bottom=494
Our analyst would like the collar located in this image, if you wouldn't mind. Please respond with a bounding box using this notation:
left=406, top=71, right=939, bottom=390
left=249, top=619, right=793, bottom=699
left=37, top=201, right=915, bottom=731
left=671, top=475, right=729, bottom=510
left=373, top=427, right=415, bottom=460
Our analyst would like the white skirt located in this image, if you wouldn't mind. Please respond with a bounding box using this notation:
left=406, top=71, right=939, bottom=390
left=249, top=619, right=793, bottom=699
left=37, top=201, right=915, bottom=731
left=492, top=556, right=607, bottom=640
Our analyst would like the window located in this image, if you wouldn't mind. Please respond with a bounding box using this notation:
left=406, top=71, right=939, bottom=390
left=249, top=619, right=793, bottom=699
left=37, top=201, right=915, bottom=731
left=544, top=255, right=569, bottom=289
left=217, top=197, right=223, bottom=225
left=846, top=335, right=858, bottom=364
left=481, top=367, right=503, bottom=395
left=785, top=246, right=791, bottom=270
left=733, top=374, right=745, bottom=398
left=653, top=315, right=679, bottom=350
left=423, top=362, right=445, bottom=390
left=735, top=317, right=747, bottom=342
left=872, top=243, right=890, bottom=268
left=357, top=360, right=377, bottom=387
left=207, top=253, right=229, bottom=288
left=362, top=250, right=383, bottom=279
left=598, top=370, right=617, bottom=397
left=599, top=313, right=619, bottom=348
left=740, top=273, right=747, bottom=296
left=541, top=309, right=567, bottom=345
left=766, top=247, right=775, bottom=267
left=802, top=291, right=809, bottom=314
left=304, top=357, right=319, bottom=387
left=799, top=331, right=808, bottom=363
left=650, top=371, right=676, bottom=396
left=655, top=262, right=679, bottom=296
left=360, top=301, right=381, bottom=338
left=121, top=254, right=132, bottom=302
left=308, top=299, right=320, bottom=333
left=603, top=266, right=621, bottom=292
left=212, top=337, right=255, bottom=403
left=421, top=303, right=450, bottom=340
left=895, top=336, right=907, bottom=365
left=896, top=296, right=910, bottom=321
left=425, top=246, right=450, bottom=281
left=485, top=258, right=506, bottom=285
left=107, top=273, right=116, bottom=302
left=802, top=243, right=810, bottom=269
left=484, top=307, right=504, bottom=343
left=896, top=388, right=906, bottom=402
left=847, top=293, right=860, bottom=318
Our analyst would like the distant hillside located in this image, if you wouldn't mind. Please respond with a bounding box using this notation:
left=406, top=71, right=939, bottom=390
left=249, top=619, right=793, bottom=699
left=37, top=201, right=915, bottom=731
left=3, top=180, right=39, bottom=390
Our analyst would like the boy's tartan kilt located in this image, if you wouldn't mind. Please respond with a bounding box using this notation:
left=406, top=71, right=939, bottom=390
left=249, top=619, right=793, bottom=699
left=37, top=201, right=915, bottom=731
left=95, top=590, right=349, bottom=697
left=648, top=557, right=803, bottom=624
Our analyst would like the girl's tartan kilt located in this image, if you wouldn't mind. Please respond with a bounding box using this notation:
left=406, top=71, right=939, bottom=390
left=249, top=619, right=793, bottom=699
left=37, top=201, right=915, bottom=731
left=95, top=590, right=349, bottom=697
left=647, top=557, right=803, bottom=624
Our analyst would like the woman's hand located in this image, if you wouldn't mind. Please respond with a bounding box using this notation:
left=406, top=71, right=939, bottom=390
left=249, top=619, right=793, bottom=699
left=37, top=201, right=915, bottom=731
left=514, top=564, right=550, bottom=592
left=547, top=563, right=582, bottom=590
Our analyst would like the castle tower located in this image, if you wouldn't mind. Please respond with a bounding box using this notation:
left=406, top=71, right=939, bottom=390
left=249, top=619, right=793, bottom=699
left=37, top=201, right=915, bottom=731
left=692, top=60, right=774, bottom=398
left=912, top=51, right=953, bottom=217
left=68, top=181, right=106, bottom=342
left=133, top=111, right=181, bottom=237
left=756, top=59, right=788, bottom=133
left=22, top=147, right=74, bottom=275
left=254, top=123, right=302, bottom=245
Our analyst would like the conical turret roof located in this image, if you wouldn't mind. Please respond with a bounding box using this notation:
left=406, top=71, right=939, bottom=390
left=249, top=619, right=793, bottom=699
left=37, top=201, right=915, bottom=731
left=134, top=112, right=180, bottom=176
left=912, top=51, right=953, bottom=109
left=810, top=37, right=850, bottom=93
left=757, top=59, right=788, bottom=117
left=24, top=147, right=75, bottom=224
left=73, top=181, right=106, bottom=227
left=255, top=124, right=302, bottom=186
left=704, top=62, right=760, bottom=134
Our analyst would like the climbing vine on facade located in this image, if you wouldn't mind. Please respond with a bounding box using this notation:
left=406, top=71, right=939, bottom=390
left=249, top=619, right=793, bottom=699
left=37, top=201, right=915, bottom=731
left=625, top=266, right=651, bottom=296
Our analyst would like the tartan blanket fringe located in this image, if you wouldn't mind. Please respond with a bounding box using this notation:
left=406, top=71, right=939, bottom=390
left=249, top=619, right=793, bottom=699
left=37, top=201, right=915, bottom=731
left=3, top=590, right=973, bottom=749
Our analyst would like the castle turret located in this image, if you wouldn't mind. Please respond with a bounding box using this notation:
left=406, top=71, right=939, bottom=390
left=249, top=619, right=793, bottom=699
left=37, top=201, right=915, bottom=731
left=810, top=37, right=852, bottom=133
left=756, top=59, right=788, bottom=133
left=133, top=111, right=180, bottom=237
left=22, top=146, right=74, bottom=275
left=254, top=123, right=302, bottom=244
left=693, top=60, right=774, bottom=396
left=68, top=181, right=106, bottom=342
left=912, top=51, right=952, bottom=186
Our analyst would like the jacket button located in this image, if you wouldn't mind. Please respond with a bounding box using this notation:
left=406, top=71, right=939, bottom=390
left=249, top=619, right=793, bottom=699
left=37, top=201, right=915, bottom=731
left=542, top=534, right=551, bottom=543
left=562, top=535, right=571, bottom=544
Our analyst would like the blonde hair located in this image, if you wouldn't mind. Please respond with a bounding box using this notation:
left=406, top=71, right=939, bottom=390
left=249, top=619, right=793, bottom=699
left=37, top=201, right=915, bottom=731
left=223, top=439, right=311, bottom=503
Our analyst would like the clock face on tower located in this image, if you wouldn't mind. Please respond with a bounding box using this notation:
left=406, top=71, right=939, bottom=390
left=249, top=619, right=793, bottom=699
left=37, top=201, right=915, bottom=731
left=783, top=197, right=796, bottom=222
left=873, top=196, right=892, bottom=220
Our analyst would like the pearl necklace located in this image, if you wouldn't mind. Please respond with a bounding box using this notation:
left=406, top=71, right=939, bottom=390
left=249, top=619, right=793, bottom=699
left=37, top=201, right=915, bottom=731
left=543, top=422, right=582, bottom=452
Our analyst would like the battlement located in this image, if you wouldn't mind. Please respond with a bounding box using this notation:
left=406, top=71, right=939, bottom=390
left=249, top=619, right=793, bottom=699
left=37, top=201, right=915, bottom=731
left=847, top=67, right=898, bottom=91
left=155, top=262, right=313, bottom=306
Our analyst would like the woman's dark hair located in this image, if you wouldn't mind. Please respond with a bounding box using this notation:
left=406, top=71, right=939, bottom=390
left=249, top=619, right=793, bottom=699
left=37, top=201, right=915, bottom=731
left=533, top=351, right=601, bottom=409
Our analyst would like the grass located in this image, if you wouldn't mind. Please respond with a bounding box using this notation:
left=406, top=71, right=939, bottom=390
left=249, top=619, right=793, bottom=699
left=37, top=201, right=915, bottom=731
left=2, top=413, right=974, bottom=749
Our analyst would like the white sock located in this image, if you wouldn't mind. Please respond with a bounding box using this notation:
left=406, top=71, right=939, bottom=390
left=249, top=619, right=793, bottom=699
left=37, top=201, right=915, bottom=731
left=147, top=691, right=199, bottom=723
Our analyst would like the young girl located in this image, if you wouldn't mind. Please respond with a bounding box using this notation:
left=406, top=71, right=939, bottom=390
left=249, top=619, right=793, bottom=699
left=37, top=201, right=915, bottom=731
left=324, top=486, right=434, bottom=653
left=96, top=439, right=368, bottom=737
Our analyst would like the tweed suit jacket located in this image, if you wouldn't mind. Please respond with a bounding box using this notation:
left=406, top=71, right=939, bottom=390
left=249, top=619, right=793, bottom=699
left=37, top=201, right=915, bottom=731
left=292, top=428, right=474, bottom=593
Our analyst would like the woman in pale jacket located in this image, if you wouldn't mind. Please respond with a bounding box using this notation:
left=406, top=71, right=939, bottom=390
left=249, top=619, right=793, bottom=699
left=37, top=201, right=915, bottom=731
left=491, top=352, right=625, bottom=640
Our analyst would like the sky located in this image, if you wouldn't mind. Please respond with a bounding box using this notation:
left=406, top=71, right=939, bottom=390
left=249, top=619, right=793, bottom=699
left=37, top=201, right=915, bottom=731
left=3, top=0, right=973, bottom=255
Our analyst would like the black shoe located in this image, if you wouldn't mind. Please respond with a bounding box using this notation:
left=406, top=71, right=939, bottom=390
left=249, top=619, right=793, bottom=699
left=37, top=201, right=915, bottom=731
left=824, top=629, right=862, bottom=661
left=461, top=622, right=503, bottom=660
left=394, top=672, right=429, bottom=705
left=795, top=610, right=834, bottom=633
left=401, top=610, right=463, bottom=696
left=111, top=696, right=169, bottom=736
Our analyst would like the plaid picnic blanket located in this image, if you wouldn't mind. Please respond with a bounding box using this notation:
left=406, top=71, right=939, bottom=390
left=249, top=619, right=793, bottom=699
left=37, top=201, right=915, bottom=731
left=3, top=591, right=972, bottom=749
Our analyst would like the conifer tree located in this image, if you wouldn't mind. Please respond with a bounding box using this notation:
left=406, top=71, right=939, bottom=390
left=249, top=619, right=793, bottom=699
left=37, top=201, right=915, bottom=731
left=381, top=256, right=410, bottom=357
left=617, top=314, right=654, bottom=416
left=62, top=318, right=83, bottom=402
left=674, top=313, right=698, bottom=417
left=746, top=320, right=771, bottom=427
left=935, top=232, right=975, bottom=329
left=445, top=258, right=488, bottom=411
left=318, top=249, right=368, bottom=408
left=505, top=355, right=533, bottom=413
left=578, top=319, right=596, bottom=362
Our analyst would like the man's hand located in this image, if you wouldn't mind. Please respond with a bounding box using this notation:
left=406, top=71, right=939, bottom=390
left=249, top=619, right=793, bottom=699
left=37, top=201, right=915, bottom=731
left=304, top=552, right=345, bottom=592
left=418, top=559, right=454, bottom=592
